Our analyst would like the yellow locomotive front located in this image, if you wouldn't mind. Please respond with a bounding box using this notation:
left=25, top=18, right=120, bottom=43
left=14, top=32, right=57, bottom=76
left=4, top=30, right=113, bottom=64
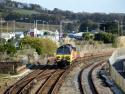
left=55, top=44, right=78, bottom=67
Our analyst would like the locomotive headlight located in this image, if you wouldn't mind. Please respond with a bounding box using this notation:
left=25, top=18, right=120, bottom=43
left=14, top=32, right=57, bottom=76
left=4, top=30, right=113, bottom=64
left=56, top=56, right=60, bottom=59
left=65, top=56, right=70, bottom=60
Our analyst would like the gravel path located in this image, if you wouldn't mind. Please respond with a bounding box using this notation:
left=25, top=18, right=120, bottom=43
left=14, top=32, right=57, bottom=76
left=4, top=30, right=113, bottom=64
left=59, top=57, right=107, bottom=94
left=59, top=60, right=97, bottom=94
left=59, top=65, right=82, bottom=94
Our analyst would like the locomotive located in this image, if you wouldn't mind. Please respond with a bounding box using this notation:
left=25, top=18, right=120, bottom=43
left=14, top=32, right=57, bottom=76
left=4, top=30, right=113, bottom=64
left=55, top=44, right=79, bottom=67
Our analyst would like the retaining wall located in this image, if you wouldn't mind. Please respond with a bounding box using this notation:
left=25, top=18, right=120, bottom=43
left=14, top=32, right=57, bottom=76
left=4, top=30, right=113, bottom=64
left=0, top=62, right=25, bottom=74
left=109, top=48, right=125, bottom=93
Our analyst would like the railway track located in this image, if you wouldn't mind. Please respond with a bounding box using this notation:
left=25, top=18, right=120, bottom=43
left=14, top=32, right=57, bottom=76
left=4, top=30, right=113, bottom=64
left=4, top=66, right=55, bottom=94
left=36, top=69, right=65, bottom=94
left=78, top=60, right=106, bottom=94
left=4, top=52, right=112, bottom=94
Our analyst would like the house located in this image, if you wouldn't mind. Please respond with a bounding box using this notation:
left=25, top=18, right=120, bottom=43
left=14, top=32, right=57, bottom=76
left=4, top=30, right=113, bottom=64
left=42, top=30, right=59, bottom=42
left=27, top=28, right=44, bottom=37
left=17, top=3, right=24, bottom=8
left=68, top=32, right=83, bottom=40
left=1, top=32, right=15, bottom=41
left=15, top=32, right=24, bottom=39
left=27, top=28, right=60, bottom=44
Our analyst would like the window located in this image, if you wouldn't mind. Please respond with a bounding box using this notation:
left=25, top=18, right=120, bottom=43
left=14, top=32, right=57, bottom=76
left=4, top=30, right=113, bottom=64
left=57, top=46, right=71, bottom=54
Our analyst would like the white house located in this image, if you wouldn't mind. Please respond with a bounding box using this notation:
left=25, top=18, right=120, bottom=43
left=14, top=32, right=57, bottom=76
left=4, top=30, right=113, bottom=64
left=15, top=32, right=24, bottom=39
left=73, top=32, right=84, bottom=37
left=42, top=30, right=59, bottom=42
left=1, top=32, right=15, bottom=41
left=52, top=30, right=59, bottom=41
left=17, top=3, right=24, bottom=8
left=27, top=28, right=44, bottom=37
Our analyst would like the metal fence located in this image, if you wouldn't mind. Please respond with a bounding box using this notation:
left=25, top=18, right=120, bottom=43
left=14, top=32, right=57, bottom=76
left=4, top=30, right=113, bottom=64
left=109, top=48, right=125, bottom=93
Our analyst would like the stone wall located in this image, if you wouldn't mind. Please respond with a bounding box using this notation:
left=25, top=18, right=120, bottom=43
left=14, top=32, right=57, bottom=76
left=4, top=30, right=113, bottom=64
left=0, top=62, right=24, bottom=74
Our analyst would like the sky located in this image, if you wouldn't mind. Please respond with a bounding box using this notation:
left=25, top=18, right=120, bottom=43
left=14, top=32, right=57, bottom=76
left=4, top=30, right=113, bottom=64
left=13, top=0, right=125, bottom=13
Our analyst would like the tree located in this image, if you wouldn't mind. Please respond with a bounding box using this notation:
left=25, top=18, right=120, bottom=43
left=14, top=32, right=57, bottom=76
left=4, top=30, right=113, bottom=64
left=30, top=4, right=41, bottom=11
left=94, top=32, right=117, bottom=43
left=1, top=0, right=125, bottom=28
left=0, top=42, right=16, bottom=56
left=44, top=32, right=49, bottom=36
left=4, top=43, right=17, bottom=55
left=100, top=22, right=118, bottom=34
left=79, top=20, right=97, bottom=32
left=63, top=23, right=77, bottom=33
left=21, top=36, right=57, bottom=56
left=0, top=44, right=4, bottom=53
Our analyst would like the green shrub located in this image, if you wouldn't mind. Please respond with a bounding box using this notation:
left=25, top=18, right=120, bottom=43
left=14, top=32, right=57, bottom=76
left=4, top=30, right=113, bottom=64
left=94, top=32, right=117, bottom=43
left=82, top=32, right=94, bottom=41
left=21, top=36, right=57, bottom=56
left=4, top=43, right=17, bottom=55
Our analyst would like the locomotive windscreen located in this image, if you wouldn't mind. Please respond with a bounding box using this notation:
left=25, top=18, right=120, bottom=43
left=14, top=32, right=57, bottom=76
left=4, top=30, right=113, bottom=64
left=56, top=46, right=71, bottom=54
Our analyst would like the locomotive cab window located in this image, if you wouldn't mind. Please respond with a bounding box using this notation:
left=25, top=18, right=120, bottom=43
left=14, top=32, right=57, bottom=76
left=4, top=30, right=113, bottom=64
left=56, top=46, right=71, bottom=54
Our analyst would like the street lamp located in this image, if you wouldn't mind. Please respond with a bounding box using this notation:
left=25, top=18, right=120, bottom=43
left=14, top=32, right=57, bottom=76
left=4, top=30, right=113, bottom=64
left=0, top=18, right=2, bottom=40
left=35, top=20, right=41, bottom=30
left=13, top=20, right=15, bottom=33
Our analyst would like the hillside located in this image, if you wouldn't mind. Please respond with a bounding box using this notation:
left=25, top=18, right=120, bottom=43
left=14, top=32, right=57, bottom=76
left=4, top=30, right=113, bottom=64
left=1, top=21, right=60, bottom=32
left=0, top=0, right=125, bottom=33
left=12, top=8, right=40, bottom=15
left=0, top=0, right=125, bottom=24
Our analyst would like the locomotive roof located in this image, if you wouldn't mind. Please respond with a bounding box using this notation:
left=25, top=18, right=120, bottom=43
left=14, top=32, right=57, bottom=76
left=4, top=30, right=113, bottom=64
left=58, top=44, right=74, bottom=49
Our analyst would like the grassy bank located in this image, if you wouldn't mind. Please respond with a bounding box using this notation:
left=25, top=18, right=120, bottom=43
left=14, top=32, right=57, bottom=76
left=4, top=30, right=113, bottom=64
left=0, top=21, right=60, bottom=32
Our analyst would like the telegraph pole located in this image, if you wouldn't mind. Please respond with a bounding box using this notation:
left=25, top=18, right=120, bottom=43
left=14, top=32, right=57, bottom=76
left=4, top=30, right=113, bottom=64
left=36, top=20, right=37, bottom=30
left=115, top=20, right=120, bottom=36
left=47, top=22, right=49, bottom=30
left=34, top=20, right=36, bottom=28
left=98, top=23, right=100, bottom=32
left=7, top=22, right=8, bottom=33
left=59, top=21, right=63, bottom=45
left=43, top=21, right=45, bottom=30
left=13, top=20, right=15, bottom=33
left=60, top=21, right=62, bottom=36
left=118, top=21, right=120, bottom=36
left=0, top=18, right=2, bottom=33
left=0, top=18, right=2, bottom=43
left=121, top=21, right=123, bottom=36
left=104, top=27, right=106, bottom=32
left=59, top=20, right=73, bottom=45
left=87, top=27, right=89, bottom=32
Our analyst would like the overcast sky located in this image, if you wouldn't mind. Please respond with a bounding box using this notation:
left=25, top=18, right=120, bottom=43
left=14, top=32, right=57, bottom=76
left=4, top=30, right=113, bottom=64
left=13, top=0, right=125, bottom=13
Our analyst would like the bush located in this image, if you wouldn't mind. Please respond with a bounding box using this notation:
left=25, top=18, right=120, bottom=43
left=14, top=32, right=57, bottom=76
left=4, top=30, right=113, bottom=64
left=82, top=32, right=94, bottom=41
left=0, top=44, right=4, bottom=53
left=94, top=32, right=117, bottom=43
left=0, top=42, right=17, bottom=55
left=21, top=36, right=57, bottom=56
left=4, top=43, right=17, bottom=55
